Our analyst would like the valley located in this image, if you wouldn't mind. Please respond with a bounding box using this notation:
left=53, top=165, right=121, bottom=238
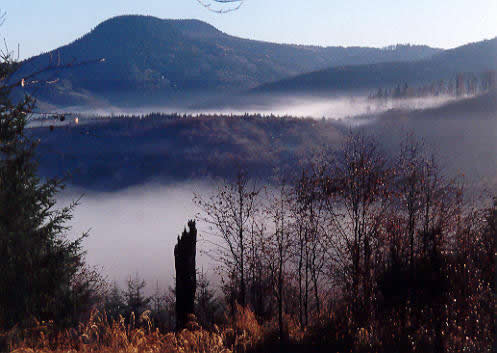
left=2, top=6, right=497, bottom=351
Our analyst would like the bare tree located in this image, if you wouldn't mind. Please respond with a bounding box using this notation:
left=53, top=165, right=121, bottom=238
left=290, top=160, right=331, bottom=327
left=289, top=175, right=312, bottom=327
left=324, top=132, right=392, bottom=326
left=263, top=174, right=293, bottom=340
left=393, top=135, right=426, bottom=267
left=194, top=169, right=259, bottom=308
left=245, top=211, right=270, bottom=318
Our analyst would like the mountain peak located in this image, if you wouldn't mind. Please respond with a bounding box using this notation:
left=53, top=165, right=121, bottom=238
left=94, top=14, right=163, bottom=31
left=91, top=15, right=221, bottom=39
left=89, top=15, right=178, bottom=39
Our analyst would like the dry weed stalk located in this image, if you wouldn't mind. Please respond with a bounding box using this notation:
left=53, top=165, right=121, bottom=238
left=4, top=307, right=274, bottom=353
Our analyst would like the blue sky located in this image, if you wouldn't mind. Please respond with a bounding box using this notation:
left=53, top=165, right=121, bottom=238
left=1, top=0, right=496, bottom=59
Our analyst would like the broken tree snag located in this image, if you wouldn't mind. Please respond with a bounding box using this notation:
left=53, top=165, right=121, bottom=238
left=174, top=220, right=197, bottom=331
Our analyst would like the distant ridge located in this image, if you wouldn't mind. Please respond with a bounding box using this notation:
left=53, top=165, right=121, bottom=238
left=253, top=37, right=497, bottom=94
left=17, top=15, right=442, bottom=107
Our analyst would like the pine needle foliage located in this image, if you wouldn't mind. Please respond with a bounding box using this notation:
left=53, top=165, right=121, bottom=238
left=0, top=50, right=88, bottom=330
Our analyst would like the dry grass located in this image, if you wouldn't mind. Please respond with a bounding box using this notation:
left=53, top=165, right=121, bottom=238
left=3, top=304, right=489, bottom=353
left=2, top=305, right=272, bottom=353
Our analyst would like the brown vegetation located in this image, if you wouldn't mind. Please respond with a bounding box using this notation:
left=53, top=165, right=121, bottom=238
left=190, top=132, right=495, bottom=352
left=1, top=130, right=495, bottom=353
left=3, top=306, right=275, bottom=353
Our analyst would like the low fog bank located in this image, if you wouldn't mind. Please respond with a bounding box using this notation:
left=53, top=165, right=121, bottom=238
left=29, top=94, right=460, bottom=124
left=193, top=94, right=460, bottom=121
left=59, top=181, right=218, bottom=295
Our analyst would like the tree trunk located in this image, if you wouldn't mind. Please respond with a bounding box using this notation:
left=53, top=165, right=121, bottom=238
left=174, top=220, right=197, bottom=331
left=240, top=228, right=246, bottom=307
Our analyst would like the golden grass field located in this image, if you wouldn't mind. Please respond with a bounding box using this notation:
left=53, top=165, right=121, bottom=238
left=3, top=305, right=304, bottom=353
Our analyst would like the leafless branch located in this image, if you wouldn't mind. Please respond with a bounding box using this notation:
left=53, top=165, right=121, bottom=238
left=196, top=0, right=243, bottom=14
left=0, top=10, right=5, bottom=27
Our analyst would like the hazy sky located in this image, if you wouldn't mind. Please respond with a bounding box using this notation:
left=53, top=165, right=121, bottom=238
left=1, top=0, right=497, bottom=59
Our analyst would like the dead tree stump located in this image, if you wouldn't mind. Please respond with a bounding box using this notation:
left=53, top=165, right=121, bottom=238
left=174, top=220, right=197, bottom=331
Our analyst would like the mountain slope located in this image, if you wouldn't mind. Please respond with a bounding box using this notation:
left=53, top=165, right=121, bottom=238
left=253, top=38, right=497, bottom=94
left=17, top=15, right=441, bottom=107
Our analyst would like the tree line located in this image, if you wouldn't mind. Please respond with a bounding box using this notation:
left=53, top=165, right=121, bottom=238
left=369, top=70, right=497, bottom=100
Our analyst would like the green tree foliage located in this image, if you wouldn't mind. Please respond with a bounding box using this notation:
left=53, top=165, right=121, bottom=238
left=0, top=50, right=89, bottom=330
left=104, top=282, right=125, bottom=320
left=123, top=274, right=151, bottom=317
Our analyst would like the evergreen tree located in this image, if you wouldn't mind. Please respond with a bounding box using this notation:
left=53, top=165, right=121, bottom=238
left=195, top=269, right=221, bottom=328
left=123, top=274, right=150, bottom=317
left=104, top=282, right=125, bottom=320
left=0, top=50, right=89, bottom=329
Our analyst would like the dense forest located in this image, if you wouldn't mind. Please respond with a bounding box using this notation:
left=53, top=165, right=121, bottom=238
left=28, top=112, right=343, bottom=190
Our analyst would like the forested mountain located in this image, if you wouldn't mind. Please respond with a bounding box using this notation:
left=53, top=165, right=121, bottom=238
left=17, top=15, right=440, bottom=107
left=253, top=37, right=497, bottom=94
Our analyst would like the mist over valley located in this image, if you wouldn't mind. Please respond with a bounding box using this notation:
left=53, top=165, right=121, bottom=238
left=3, top=3, right=497, bottom=350
left=40, top=90, right=497, bottom=292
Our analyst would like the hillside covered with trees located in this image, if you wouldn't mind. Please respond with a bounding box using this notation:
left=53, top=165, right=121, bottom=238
left=15, top=15, right=441, bottom=107
left=253, top=38, right=497, bottom=95
left=28, top=113, right=343, bottom=190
